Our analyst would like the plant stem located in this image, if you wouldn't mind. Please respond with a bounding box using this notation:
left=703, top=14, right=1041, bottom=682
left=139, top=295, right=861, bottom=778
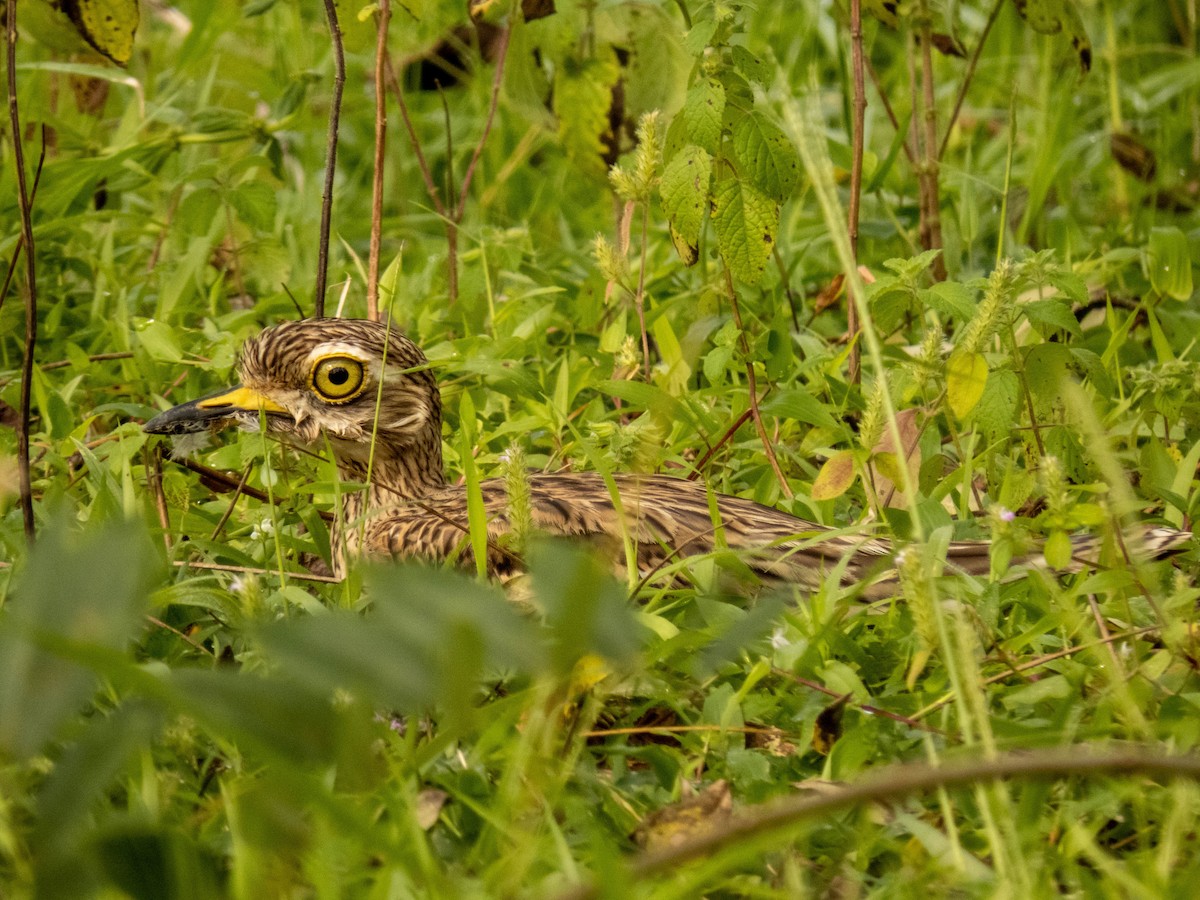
left=316, top=0, right=346, bottom=317
left=916, top=3, right=946, bottom=281
left=367, top=0, right=392, bottom=322
left=725, top=268, right=792, bottom=498
left=939, top=0, right=1004, bottom=159
left=847, top=0, right=865, bottom=384
left=6, top=0, right=37, bottom=543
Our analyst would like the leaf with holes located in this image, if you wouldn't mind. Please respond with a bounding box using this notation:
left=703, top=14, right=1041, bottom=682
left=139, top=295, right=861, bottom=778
left=711, top=176, right=777, bottom=285
left=681, top=77, right=726, bottom=154
left=660, top=145, right=712, bottom=266
left=731, top=111, right=801, bottom=201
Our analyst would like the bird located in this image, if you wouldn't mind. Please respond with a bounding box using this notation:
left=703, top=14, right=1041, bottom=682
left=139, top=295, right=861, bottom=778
left=143, top=318, right=1190, bottom=592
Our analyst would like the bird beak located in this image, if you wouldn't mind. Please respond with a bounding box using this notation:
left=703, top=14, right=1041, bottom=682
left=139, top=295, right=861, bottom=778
left=143, top=385, right=289, bottom=436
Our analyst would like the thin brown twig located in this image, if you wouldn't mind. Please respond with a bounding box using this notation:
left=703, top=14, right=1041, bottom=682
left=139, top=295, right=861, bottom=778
left=383, top=55, right=445, bottom=215
left=772, top=667, right=944, bottom=735
left=688, top=407, right=753, bottom=480
left=145, top=445, right=172, bottom=552
left=7, top=0, right=38, bottom=542
left=725, top=268, right=792, bottom=498
left=315, top=0, right=346, bottom=318
left=916, top=3, right=947, bottom=281
left=553, top=748, right=1200, bottom=900
left=367, top=0, right=392, bottom=322
left=938, top=0, right=1005, bottom=160
left=846, top=0, right=866, bottom=384
left=452, top=23, right=511, bottom=221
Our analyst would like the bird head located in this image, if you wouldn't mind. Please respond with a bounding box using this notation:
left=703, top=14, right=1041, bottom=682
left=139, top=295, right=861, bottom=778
left=143, top=318, right=443, bottom=472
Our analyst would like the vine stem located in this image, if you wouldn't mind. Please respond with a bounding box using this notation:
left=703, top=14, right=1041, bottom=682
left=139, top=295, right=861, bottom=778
left=367, top=0, right=392, bottom=321
left=725, top=268, right=792, bottom=498
left=6, top=0, right=37, bottom=542
left=315, top=0, right=346, bottom=317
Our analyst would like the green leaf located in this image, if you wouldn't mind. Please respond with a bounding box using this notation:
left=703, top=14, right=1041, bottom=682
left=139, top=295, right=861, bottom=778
left=554, top=49, right=621, bottom=175
left=972, top=369, right=1019, bottom=441
left=1023, top=299, right=1082, bottom=337
left=920, top=281, right=976, bottom=321
left=760, top=388, right=839, bottom=429
left=229, top=181, right=278, bottom=232
left=1147, top=226, right=1194, bottom=301
left=1013, top=0, right=1092, bottom=71
left=0, top=522, right=157, bottom=759
left=1043, top=529, right=1073, bottom=569
left=730, top=45, right=772, bottom=86
left=812, top=450, right=856, bottom=501
left=660, top=145, right=712, bottom=266
left=946, top=350, right=989, bottom=419
left=711, top=176, right=777, bottom=285
left=731, top=111, right=801, bottom=201
left=681, top=77, right=726, bottom=154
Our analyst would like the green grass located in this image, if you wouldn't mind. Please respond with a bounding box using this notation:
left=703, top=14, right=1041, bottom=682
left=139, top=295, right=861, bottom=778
left=2, top=0, right=1200, bottom=895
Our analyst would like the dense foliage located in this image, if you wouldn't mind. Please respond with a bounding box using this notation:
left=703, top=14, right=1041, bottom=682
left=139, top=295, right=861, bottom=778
left=2, top=0, right=1200, bottom=895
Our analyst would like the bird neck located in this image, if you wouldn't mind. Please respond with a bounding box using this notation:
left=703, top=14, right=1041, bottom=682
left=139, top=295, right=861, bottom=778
left=334, top=439, right=448, bottom=504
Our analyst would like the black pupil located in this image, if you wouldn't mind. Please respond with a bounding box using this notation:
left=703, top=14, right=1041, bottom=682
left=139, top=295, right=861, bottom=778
left=328, top=366, right=349, bottom=386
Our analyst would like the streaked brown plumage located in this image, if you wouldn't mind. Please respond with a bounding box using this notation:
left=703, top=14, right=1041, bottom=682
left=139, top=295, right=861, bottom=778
left=143, top=318, right=1190, bottom=590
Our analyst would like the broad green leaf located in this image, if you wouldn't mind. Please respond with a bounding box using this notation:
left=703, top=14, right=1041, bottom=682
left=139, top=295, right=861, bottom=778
left=973, top=369, right=1020, bottom=441
left=946, top=350, right=989, bottom=419
left=730, top=45, right=772, bottom=86
left=812, top=450, right=856, bottom=501
left=681, top=77, right=726, bottom=154
left=1013, top=0, right=1091, bottom=71
left=1147, top=226, right=1194, bottom=301
left=660, top=145, right=712, bottom=266
left=0, top=522, right=157, bottom=759
left=711, top=176, right=777, bottom=285
left=921, top=281, right=976, bottom=321
left=1043, top=529, right=1073, bottom=569
left=731, top=111, right=802, bottom=201
left=1023, top=342, right=1074, bottom=411
left=22, top=0, right=140, bottom=65
left=761, top=388, right=839, bottom=428
left=1023, top=299, right=1082, bottom=336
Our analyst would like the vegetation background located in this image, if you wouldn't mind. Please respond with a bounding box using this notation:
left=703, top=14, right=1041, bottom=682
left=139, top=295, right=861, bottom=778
left=1, top=0, right=1200, bottom=895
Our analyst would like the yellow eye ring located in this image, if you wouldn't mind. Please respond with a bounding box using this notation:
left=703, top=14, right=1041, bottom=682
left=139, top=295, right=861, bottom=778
left=310, top=356, right=367, bottom=403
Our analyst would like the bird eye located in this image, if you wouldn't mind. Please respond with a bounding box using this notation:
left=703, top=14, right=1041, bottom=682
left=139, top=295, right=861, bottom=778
left=310, top=356, right=366, bottom=403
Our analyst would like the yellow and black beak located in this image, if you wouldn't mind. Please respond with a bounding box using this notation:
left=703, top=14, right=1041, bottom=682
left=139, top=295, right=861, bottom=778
left=143, top=385, right=289, bottom=436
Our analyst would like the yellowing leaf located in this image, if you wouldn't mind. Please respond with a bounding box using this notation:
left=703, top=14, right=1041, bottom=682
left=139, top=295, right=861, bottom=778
left=812, top=450, right=856, bottom=501
left=947, top=350, right=988, bottom=419
left=660, top=145, right=712, bottom=266
left=68, top=0, right=140, bottom=66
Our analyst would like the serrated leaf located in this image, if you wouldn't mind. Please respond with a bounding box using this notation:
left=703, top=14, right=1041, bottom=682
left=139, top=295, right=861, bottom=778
left=731, top=111, right=801, bottom=201
left=731, top=45, right=772, bottom=86
left=711, top=176, right=777, bottom=285
left=229, top=181, right=278, bottom=232
left=1147, top=226, right=1194, bottom=301
left=660, top=145, right=712, bottom=265
left=1013, top=0, right=1091, bottom=72
left=682, top=77, right=726, bottom=154
left=1023, top=299, right=1082, bottom=336
left=946, top=350, right=989, bottom=419
left=1024, top=343, right=1074, bottom=411
left=921, top=281, right=976, bottom=321
left=812, top=451, right=856, bottom=501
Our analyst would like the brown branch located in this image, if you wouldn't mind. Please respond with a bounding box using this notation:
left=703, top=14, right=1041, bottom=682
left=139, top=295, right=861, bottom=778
left=452, top=22, right=511, bottom=220
left=383, top=55, right=446, bottom=216
left=554, top=749, right=1200, bottom=900
left=145, top=445, right=172, bottom=552
left=725, top=268, right=792, bottom=498
left=7, top=0, right=38, bottom=543
left=688, top=408, right=753, bottom=480
left=367, top=0, right=392, bottom=322
left=315, top=0, right=347, bottom=317
left=939, top=0, right=1004, bottom=160
left=772, top=667, right=944, bottom=736
left=846, top=0, right=865, bottom=385
left=916, top=4, right=947, bottom=281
